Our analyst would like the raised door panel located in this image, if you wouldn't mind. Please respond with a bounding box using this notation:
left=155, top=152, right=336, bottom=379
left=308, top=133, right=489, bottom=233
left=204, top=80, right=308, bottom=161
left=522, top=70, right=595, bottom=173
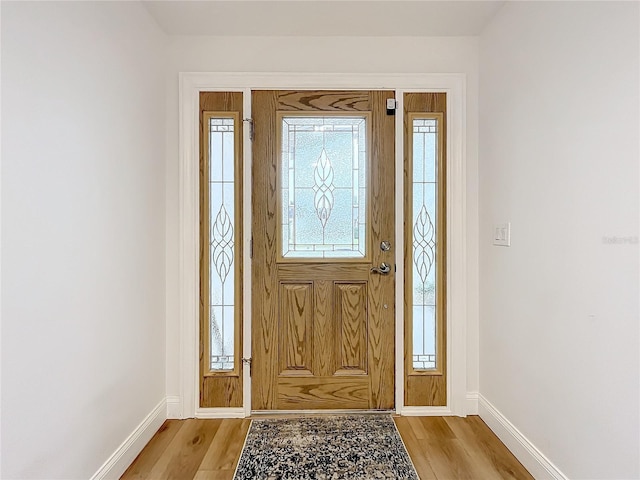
left=279, top=283, right=314, bottom=376
left=335, top=283, right=368, bottom=375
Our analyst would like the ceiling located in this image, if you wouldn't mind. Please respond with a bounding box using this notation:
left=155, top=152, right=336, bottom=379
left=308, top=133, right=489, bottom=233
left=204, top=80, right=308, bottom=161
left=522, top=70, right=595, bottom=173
left=143, top=1, right=506, bottom=36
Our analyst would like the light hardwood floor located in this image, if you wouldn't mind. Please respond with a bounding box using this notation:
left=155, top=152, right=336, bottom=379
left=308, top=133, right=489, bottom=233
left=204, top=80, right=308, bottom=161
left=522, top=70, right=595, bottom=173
left=121, top=416, right=532, bottom=480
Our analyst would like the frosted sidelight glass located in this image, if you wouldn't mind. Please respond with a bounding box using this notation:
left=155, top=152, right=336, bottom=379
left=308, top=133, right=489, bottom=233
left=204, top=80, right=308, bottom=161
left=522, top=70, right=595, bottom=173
left=412, top=118, right=438, bottom=370
left=209, top=118, right=235, bottom=371
left=281, top=116, right=367, bottom=258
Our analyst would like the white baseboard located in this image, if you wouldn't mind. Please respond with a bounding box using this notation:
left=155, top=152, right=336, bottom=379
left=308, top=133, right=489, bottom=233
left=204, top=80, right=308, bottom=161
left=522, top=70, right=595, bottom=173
left=166, top=395, right=182, bottom=419
left=196, top=407, right=245, bottom=418
left=90, top=398, right=167, bottom=480
left=399, top=391, right=479, bottom=417
left=400, top=406, right=453, bottom=416
left=478, top=394, right=567, bottom=480
left=465, top=391, right=479, bottom=415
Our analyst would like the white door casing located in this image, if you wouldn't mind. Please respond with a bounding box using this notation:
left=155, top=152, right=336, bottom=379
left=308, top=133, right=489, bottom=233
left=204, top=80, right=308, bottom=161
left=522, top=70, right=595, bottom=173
left=178, top=73, right=468, bottom=418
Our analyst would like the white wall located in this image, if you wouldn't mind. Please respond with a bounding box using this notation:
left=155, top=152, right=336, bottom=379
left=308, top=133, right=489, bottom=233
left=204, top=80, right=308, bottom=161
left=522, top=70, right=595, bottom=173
left=479, top=2, right=639, bottom=478
left=1, top=2, right=167, bottom=478
left=164, top=35, right=481, bottom=410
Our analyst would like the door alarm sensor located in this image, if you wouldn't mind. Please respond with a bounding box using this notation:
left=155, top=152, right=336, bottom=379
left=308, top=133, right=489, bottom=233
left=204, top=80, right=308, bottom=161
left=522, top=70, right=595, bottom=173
left=386, top=98, right=396, bottom=115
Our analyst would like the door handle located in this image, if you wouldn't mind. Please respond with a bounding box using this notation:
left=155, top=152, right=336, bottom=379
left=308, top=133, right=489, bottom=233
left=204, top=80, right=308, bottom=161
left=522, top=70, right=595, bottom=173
left=371, top=262, right=391, bottom=274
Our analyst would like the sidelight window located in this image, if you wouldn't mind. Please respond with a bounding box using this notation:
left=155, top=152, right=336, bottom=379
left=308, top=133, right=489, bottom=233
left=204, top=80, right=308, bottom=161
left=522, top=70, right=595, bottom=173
left=409, top=114, right=444, bottom=373
left=205, top=114, right=238, bottom=372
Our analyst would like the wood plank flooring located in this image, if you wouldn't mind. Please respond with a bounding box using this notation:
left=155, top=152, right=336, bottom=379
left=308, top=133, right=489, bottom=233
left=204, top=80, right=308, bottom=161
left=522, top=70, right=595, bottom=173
left=395, top=416, right=533, bottom=479
left=121, top=416, right=532, bottom=480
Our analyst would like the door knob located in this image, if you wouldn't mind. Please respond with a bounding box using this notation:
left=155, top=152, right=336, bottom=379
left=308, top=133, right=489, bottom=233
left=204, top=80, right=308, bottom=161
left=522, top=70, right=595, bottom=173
left=371, top=262, right=391, bottom=274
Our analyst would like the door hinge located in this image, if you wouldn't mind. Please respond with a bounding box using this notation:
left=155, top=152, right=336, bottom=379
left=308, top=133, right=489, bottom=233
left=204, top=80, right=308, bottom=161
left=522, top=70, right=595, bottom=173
left=243, top=118, right=254, bottom=141
left=242, top=357, right=252, bottom=376
left=249, top=238, right=253, bottom=259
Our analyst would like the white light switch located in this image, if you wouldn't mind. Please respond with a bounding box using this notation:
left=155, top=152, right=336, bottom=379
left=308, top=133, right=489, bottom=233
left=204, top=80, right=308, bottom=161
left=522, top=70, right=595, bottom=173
left=493, top=222, right=511, bottom=246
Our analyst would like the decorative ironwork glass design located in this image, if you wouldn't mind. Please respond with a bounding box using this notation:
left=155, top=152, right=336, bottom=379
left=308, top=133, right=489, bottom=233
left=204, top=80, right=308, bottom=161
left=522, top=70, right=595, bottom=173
left=412, top=118, right=438, bottom=370
left=281, top=116, right=367, bottom=258
left=209, top=118, right=235, bottom=371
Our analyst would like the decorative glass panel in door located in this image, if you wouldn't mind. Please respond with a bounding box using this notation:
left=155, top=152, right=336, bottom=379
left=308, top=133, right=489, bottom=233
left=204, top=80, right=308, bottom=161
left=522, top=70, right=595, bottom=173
left=280, top=115, right=368, bottom=259
left=208, top=117, right=236, bottom=371
left=412, top=117, right=438, bottom=371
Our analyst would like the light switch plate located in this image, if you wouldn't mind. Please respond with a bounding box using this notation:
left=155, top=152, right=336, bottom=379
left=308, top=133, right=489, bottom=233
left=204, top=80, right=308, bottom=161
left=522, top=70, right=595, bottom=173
left=493, top=222, right=511, bottom=246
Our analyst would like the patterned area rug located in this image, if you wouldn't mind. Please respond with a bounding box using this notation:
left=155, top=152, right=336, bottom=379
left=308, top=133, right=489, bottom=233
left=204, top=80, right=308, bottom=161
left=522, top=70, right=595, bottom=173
left=233, top=415, right=419, bottom=480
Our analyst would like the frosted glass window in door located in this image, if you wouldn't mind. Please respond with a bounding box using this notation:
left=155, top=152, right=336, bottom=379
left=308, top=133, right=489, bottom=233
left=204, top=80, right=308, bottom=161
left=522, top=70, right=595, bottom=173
left=412, top=118, right=438, bottom=370
left=209, top=117, right=236, bottom=371
left=281, top=116, right=367, bottom=258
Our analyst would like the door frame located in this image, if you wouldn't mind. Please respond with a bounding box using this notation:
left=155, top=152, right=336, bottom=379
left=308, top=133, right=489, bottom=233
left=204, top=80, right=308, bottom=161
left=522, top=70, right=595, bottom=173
left=178, top=72, right=468, bottom=418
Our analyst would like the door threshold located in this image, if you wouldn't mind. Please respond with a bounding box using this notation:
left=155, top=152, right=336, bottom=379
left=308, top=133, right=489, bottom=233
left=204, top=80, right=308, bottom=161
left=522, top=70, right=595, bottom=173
left=250, top=409, right=395, bottom=418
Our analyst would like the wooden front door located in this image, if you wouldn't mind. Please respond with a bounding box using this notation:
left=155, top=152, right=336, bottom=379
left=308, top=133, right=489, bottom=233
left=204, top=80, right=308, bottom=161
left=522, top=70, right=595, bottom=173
left=252, top=90, right=395, bottom=411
